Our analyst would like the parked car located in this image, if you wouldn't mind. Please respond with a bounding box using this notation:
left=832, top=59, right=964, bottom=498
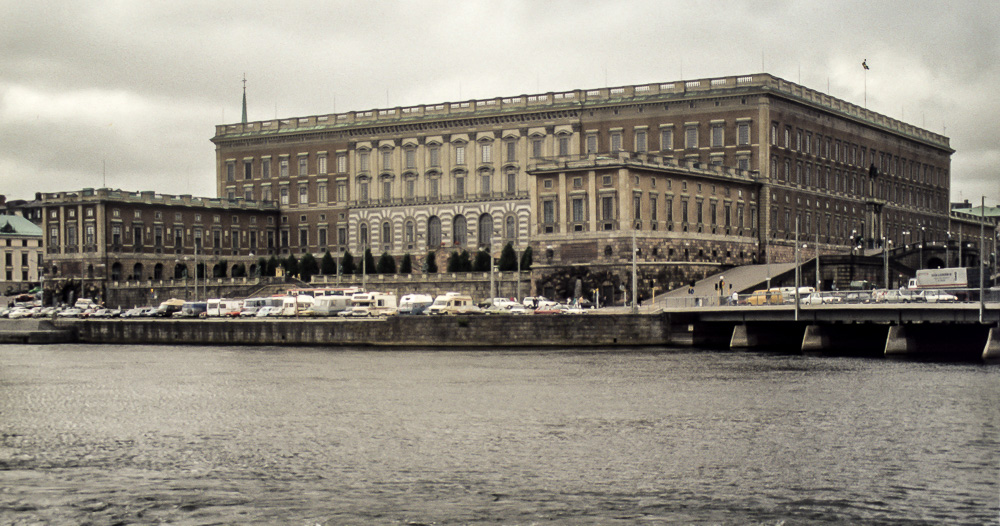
left=57, top=308, right=84, bottom=318
left=746, top=289, right=782, bottom=306
left=842, top=291, right=872, bottom=304
left=922, top=290, right=958, bottom=303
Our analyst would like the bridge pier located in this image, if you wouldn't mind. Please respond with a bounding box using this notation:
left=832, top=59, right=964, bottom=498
left=802, top=323, right=891, bottom=356
left=885, top=323, right=992, bottom=361
left=729, top=322, right=805, bottom=352
left=982, top=328, right=1000, bottom=362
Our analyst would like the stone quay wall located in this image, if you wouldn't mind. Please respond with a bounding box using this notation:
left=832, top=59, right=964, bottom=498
left=62, top=314, right=668, bottom=348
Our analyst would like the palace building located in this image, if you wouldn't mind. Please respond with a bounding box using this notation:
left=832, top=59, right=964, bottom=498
left=211, top=73, right=953, bottom=299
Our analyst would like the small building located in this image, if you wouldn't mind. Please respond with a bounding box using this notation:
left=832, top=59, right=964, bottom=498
left=0, top=214, right=43, bottom=298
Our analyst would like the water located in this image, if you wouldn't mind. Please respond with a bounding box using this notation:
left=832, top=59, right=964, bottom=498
left=1, top=345, right=997, bottom=525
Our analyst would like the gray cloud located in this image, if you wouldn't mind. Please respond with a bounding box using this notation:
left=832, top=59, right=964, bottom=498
left=1, top=0, right=997, bottom=203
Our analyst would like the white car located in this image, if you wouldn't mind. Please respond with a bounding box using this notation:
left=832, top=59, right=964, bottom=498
left=7, top=308, right=32, bottom=319
left=923, top=290, right=958, bottom=303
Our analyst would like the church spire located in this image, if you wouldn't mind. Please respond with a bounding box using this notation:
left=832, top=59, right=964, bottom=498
left=241, top=74, right=248, bottom=124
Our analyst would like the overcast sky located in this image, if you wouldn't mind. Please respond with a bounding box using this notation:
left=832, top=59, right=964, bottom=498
left=2, top=0, right=997, bottom=205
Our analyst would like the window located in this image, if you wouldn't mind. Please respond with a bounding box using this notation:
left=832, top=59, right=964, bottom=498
left=381, top=221, right=391, bottom=248
left=319, top=228, right=327, bottom=247
left=280, top=187, right=289, bottom=205
left=381, top=149, right=392, bottom=170
left=262, top=186, right=272, bottom=201
left=633, top=195, right=641, bottom=221
left=299, top=184, right=308, bottom=204
left=429, top=146, right=440, bottom=167
left=427, top=216, right=441, bottom=247
left=506, top=169, right=516, bottom=194
left=610, top=132, right=622, bottom=153
left=650, top=196, right=658, bottom=222
left=506, top=140, right=517, bottom=162
left=318, top=155, right=327, bottom=175
left=710, top=203, right=717, bottom=226
left=262, top=159, right=271, bottom=179
left=405, top=221, right=414, bottom=245
left=455, top=145, right=466, bottom=165
left=111, top=225, right=121, bottom=245
left=635, top=130, right=647, bottom=153
left=558, top=136, right=570, bottom=156
left=359, top=181, right=369, bottom=201
left=666, top=198, right=673, bottom=223
left=481, top=143, right=492, bottom=163
left=453, top=215, right=467, bottom=246
left=244, top=161, right=253, bottom=180
left=572, top=198, right=585, bottom=223
left=359, top=151, right=370, bottom=171
left=382, top=180, right=392, bottom=200
left=318, top=183, right=327, bottom=203
left=531, top=138, right=543, bottom=157
left=359, top=223, right=369, bottom=247
left=405, top=179, right=415, bottom=199
left=586, top=134, right=597, bottom=154
left=737, top=158, right=750, bottom=171
left=298, top=156, right=308, bottom=176
left=226, top=162, right=235, bottom=182
left=480, top=173, right=490, bottom=196
left=681, top=200, right=689, bottom=223
left=784, top=127, right=790, bottom=148
left=711, top=124, right=723, bottom=147
left=336, top=154, right=347, bottom=173
left=279, top=158, right=289, bottom=177
left=338, top=227, right=347, bottom=246
left=405, top=149, right=416, bottom=169
left=504, top=215, right=516, bottom=240
left=543, top=201, right=555, bottom=225
left=245, top=189, right=253, bottom=201
left=796, top=130, right=802, bottom=151
left=477, top=213, right=493, bottom=247
left=685, top=126, right=698, bottom=149
left=771, top=123, right=777, bottom=145
left=601, top=196, right=614, bottom=221
left=696, top=201, right=703, bottom=223
left=737, top=123, right=750, bottom=145
left=661, top=128, right=674, bottom=150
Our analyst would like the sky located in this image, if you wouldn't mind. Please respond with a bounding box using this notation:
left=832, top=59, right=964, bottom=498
left=1, top=0, right=998, bottom=205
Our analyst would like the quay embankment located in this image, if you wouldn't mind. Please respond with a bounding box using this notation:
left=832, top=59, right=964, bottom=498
left=55, top=314, right=667, bottom=348
left=0, top=319, right=75, bottom=344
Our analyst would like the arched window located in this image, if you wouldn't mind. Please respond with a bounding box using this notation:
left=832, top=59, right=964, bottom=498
left=359, top=223, right=369, bottom=248
left=132, top=262, right=143, bottom=281
left=478, top=213, right=493, bottom=248
left=174, top=263, right=187, bottom=279
left=153, top=263, right=164, bottom=280
left=110, top=262, right=121, bottom=281
left=427, top=216, right=441, bottom=248
left=405, top=220, right=414, bottom=245
left=453, top=214, right=467, bottom=247
left=504, top=215, right=516, bottom=241
left=381, top=221, right=392, bottom=250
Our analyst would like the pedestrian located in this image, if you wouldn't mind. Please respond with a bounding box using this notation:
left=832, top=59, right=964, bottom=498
left=730, top=290, right=738, bottom=305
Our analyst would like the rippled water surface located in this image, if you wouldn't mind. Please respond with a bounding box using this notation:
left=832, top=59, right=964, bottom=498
left=1, top=345, right=997, bottom=524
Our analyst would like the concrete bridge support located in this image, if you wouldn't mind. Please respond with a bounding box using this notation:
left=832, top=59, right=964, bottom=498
left=885, top=323, right=993, bottom=361
left=730, top=322, right=806, bottom=352
left=982, top=328, right=1000, bottom=362
left=801, top=323, right=892, bottom=356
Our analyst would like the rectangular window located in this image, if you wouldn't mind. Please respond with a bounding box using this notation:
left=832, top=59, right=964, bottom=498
left=318, top=183, right=328, bottom=203
left=338, top=227, right=347, bottom=246
left=543, top=201, right=555, bottom=224
left=635, top=131, right=647, bottom=153
left=336, top=154, right=347, bottom=173
left=382, top=180, right=392, bottom=200
left=299, top=184, right=308, bottom=204
left=262, top=159, right=271, bottom=179
left=429, top=178, right=439, bottom=199
left=455, top=145, right=466, bottom=165
left=572, top=198, right=584, bottom=223
left=173, top=227, right=181, bottom=248
left=480, top=174, right=490, bottom=196
left=481, top=143, right=492, bottom=163
left=263, top=186, right=272, bottom=201
left=532, top=138, right=543, bottom=158
left=661, top=128, right=674, bottom=150
left=586, top=134, right=597, bottom=154
left=696, top=201, right=703, bottom=223
left=429, top=146, right=440, bottom=167
left=710, top=203, right=718, bottom=226
left=318, top=228, right=327, bottom=248
left=601, top=196, right=614, bottom=221
left=244, top=161, right=253, bottom=180
left=336, top=183, right=346, bottom=202
left=359, top=182, right=369, bottom=201
left=711, top=125, right=723, bottom=147
left=298, top=156, right=308, bottom=176
left=455, top=177, right=464, bottom=197
left=681, top=200, right=688, bottom=223
left=503, top=140, right=516, bottom=162
left=507, top=171, right=516, bottom=194
left=213, top=230, right=221, bottom=249
left=610, top=133, right=622, bottom=153
left=245, top=189, right=253, bottom=201
left=650, top=196, right=658, bottom=222
left=737, top=123, right=750, bottom=145
left=633, top=195, right=641, bottom=221
left=559, top=136, right=570, bottom=156
left=685, top=126, right=698, bottom=149
left=279, top=158, right=289, bottom=177
left=666, top=198, right=673, bottom=223
left=226, top=162, right=235, bottom=182
left=318, top=155, right=327, bottom=175
left=359, top=151, right=369, bottom=171
left=405, top=149, right=416, bottom=169
left=381, top=150, right=392, bottom=170
left=280, top=187, right=289, bottom=205
left=299, top=229, right=308, bottom=247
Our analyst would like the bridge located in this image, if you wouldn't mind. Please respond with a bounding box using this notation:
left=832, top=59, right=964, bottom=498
left=662, top=303, right=1000, bottom=361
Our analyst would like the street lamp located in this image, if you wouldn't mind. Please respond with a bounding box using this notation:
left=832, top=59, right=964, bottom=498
left=919, top=226, right=926, bottom=270
left=883, top=238, right=893, bottom=289
left=946, top=231, right=951, bottom=267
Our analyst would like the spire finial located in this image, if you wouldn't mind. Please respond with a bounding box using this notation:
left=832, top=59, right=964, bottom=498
left=241, top=73, right=248, bottom=124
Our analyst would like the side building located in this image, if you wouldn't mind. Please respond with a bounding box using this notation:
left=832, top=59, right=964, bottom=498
left=212, top=73, right=952, bottom=301
left=36, top=188, right=279, bottom=305
left=0, top=215, right=43, bottom=298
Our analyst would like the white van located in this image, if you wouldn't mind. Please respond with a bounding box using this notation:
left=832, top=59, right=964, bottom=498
left=428, top=294, right=481, bottom=315
left=206, top=298, right=243, bottom=317
left=308, top=295, right=354, bottom=316
left=779, top=287, right=815, bottom=304
left=279, top=295, right=314, bottom=316
left=398, top=294, right=434, bottom=315
left=341, top=292, right=397, bottom=317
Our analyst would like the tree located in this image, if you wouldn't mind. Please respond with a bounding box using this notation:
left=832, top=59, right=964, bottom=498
left=520, top=246, right=533, bottom=271
left=341, top=251, right=356, bottom=275
left=473, top=250, right=491, bottom=272
left=320, top=251, right=336, bottom=275
left=360, top=248, right=376, bottom=275
left=376, top=252, right=397, bottom=274
left=458, top=250, right=472, bottom=272
left=399, top=253, right=413, bottom=274
left=498, top=243, right=517, bottom=271
left=266, top=255, right=279, bottom=277
left=300, top=253, right=319, bottom=282
left=283, top=254, right=299, bottom=279
left=425, top=251, right=438, bottom=273
left=214, top=259, right=228, bottom=278
left=257, top=257, right=270, bottom=277
left=447, top=251, right=462, bottom=272
left=231, top=263, right=246, bottom=278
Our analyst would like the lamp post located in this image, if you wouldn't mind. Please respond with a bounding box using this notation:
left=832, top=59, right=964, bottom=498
left=794, top=217, right=800, bottom=321
left=919, top=226, right=926, bottom=270
left=883, top=238, right=892, bottom=290
left=631, top=227, right=638, bottom=314
left=980, top=196, right=985, bottom=323
left=946, top=231, right=951, bottom=267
